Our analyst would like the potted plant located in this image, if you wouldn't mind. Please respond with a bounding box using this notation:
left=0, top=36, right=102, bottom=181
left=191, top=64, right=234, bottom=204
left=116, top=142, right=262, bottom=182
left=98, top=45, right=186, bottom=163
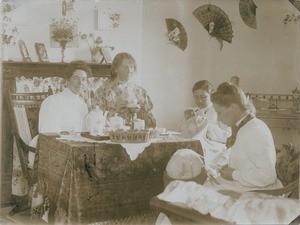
left=50, top=17, right=77, bottom=62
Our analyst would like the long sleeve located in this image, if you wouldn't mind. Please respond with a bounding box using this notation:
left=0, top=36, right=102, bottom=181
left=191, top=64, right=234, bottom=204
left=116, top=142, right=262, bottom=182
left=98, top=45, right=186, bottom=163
left=135, top=86, right=156, bottom=128
left=206, top=122, right=231, bottom=143
left=91, top=85, right=109, bottom=111
left=230, top=120, right=277, bottom=188
left=39, top=96, right=62, bottom=133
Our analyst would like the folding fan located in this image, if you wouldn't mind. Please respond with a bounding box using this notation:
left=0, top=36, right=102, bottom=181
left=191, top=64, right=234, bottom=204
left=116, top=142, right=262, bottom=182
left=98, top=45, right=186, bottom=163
left=239, top=0, right=257, bottom=29
left=193, top=5, right=233, bottom=50
left=165, top=18, right=188, bottom=51
left=289, top=0, right=300, bottom=12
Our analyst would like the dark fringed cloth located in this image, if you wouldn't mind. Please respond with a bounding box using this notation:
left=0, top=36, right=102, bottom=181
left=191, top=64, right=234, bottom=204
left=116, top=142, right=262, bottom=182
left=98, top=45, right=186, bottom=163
left=33, top=134, right=203, bottom=224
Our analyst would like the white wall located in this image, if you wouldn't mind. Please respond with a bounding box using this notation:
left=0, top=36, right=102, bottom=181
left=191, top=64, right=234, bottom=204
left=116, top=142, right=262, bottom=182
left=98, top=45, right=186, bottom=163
left=3, top=0, right=300, bottom=130
left=3, top=0, right=143, bottom=77
left=141, top=0, right=300, bottom=130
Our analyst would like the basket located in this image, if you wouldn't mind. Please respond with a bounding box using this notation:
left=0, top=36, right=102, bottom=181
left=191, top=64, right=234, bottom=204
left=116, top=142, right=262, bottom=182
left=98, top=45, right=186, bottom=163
left=109, top=129, right=150, bottom=143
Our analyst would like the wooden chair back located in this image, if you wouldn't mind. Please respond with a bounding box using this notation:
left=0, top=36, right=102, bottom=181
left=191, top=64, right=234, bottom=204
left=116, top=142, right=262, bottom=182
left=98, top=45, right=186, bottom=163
left=6, top=91, right=49, bottom=187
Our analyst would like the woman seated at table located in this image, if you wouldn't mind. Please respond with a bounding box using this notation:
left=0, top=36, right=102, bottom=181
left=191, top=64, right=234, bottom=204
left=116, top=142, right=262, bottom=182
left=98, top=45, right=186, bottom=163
left=179, top=80, right=230, bottom=139
left=168, top=82, right=282, bottom=191
left=92, top=52, right=156, bottom=128
left=169, top=82, right=282, bottom=192
left=209, top=82, right=282, bottom=192
left=178, top=80, right=231, bottom=165
left=29, top=61, right=91, bottom=147
left=156, top=82, right=283, bottom=225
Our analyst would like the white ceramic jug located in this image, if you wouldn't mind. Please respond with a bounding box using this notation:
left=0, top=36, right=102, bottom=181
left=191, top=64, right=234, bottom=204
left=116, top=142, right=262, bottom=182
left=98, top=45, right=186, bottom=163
left=86, top=106, right=108, bottom=135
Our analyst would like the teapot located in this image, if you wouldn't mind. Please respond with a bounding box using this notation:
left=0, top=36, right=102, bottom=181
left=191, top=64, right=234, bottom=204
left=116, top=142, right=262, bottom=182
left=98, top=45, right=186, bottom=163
left=108, top=114, right=125, bottom=130
left=86, top=106, right=108, bottom=136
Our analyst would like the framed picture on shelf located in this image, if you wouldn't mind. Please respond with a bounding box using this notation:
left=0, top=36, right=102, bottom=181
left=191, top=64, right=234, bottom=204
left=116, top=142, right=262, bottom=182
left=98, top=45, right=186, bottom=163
left=100, top=46, right=113, bottom=63
left=19, top=40, right=32, bottom=62
left=35, top=43, right=49, bottom=62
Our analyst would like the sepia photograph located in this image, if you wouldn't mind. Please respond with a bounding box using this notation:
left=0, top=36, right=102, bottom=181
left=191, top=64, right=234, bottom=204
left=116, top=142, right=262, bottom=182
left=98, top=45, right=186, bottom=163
left=18, top=40, right=32, bottom=62
left=35, top=43, right=49, bottom=62
left=100, top=46, right=113, bottom=63
left=1, top=0, right=299, bottom=225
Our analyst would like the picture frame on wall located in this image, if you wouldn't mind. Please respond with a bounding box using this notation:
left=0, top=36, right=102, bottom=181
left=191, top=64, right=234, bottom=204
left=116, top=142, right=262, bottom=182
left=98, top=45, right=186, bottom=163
left=100, top=46, right=113, bottom=63
left=19, top=40, right=32, bottom=62
left=35, top=43, right=49, bottom=62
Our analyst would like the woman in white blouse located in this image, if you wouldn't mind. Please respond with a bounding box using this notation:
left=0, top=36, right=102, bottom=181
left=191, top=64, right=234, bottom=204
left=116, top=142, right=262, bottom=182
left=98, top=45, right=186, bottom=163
left=210, top=82, right=282, bottom=192
left=178, top=80, right=231, bottom=166
left=29, top=61, right=91, bottom=147
left=179, top=80, right=230, bottom=141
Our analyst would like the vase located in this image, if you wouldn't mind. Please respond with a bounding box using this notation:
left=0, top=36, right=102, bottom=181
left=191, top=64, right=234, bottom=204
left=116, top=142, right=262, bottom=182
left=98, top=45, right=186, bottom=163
left=60, top=40, right=68, bottom=62
left=90, top=48, right=99, bottom=63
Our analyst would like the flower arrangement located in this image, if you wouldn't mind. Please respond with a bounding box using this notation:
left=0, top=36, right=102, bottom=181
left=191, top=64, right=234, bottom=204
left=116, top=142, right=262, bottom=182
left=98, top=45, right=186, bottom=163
left=81, top=33, right=103, bottom=54
left=2, top=1, right=19, bottom=45
left=80, top=33, right=103, bottom=62
left=50, top=17, right=77, bottom=42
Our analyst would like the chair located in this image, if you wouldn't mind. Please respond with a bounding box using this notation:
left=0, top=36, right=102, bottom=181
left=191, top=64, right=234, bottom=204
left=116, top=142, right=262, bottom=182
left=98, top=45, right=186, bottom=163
left=6, top=91, right=49, bottom=215
left=150, top=143, right=299, bottom=224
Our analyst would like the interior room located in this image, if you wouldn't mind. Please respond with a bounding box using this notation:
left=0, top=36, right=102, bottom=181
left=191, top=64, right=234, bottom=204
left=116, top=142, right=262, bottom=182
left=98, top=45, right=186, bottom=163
left=1, top=0, right=299, bottom=224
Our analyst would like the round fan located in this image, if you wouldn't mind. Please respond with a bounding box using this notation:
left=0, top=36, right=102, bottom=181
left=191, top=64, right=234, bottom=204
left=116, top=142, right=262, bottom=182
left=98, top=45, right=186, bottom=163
left=165, top=18, right=188, bottom=51
left=239, top=0, right=257, bottom=29
left=193, top=4, right=233, bottom=50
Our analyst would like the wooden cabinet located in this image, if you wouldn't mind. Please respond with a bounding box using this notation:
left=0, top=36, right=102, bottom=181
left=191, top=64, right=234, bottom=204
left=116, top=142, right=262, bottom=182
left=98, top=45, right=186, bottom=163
left=1, top=61, right=111, bottom=205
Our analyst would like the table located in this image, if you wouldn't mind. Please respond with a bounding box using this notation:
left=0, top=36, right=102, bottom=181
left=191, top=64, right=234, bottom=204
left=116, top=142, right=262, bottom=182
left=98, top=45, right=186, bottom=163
left=33, top=134, right=203, bottom=224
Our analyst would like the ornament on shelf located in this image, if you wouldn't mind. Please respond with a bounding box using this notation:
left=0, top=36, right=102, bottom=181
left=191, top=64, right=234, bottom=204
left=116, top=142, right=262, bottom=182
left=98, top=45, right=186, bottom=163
left=291, top=87, right=300, bottom=113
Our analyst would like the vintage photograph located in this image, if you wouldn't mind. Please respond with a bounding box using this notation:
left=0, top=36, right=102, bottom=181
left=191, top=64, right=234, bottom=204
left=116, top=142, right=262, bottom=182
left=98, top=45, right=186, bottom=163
left=100, top=46, right=113, bottom=63
left=18, top=40, right=32, bottom=62
left=1, top=0, right=299, bottom=225
left=35, top=43, right=49, bottom=62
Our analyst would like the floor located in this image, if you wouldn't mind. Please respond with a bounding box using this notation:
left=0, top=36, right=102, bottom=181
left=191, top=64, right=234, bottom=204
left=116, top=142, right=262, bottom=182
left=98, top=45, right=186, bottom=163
left=0, top=206, right=41, bottom=225
left=0, top=206, right=158, bottom=225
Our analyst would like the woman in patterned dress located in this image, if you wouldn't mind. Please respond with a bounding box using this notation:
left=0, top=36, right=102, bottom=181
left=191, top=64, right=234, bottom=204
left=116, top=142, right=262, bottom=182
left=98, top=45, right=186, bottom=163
left=92, top=52, right=156, bottom=128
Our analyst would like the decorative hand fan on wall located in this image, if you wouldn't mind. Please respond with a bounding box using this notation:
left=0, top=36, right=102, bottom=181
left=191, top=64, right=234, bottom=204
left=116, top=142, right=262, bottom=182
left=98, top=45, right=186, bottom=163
left=239, top=0, right=257, bottom=29
left=165, top=18, right=188, bottom=51
left=193, top=4, right=233, bottom=50
left=289, top=0, right=300, bottom=12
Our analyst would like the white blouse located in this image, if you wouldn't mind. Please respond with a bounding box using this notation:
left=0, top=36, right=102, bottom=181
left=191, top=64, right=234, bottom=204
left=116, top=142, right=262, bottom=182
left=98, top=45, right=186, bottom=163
left=230, top=118, right=279, bottom=188
left=38, top=88, right=88, bottom=133
left=178, top=105, right=231, bottom=143
left=208, top=117, right=282, bottom=192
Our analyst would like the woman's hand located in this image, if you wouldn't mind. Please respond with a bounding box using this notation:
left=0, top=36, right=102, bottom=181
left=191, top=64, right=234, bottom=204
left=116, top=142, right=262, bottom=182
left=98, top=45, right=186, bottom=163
left=219, top=165, right=235, bottom=181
